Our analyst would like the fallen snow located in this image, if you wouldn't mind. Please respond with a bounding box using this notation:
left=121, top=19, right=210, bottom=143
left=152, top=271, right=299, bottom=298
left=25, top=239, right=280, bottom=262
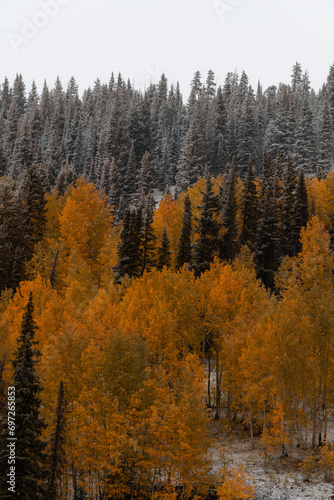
left=209, top=421, right=334, bottom=500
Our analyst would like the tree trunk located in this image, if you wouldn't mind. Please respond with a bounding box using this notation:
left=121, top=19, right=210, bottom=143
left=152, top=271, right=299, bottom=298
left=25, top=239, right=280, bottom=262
left=249, top=401, right=254, bottom=449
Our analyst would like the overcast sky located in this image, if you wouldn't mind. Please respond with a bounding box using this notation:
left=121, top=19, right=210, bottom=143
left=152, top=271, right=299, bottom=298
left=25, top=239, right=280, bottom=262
left=1, top=0, right=334, bottom=98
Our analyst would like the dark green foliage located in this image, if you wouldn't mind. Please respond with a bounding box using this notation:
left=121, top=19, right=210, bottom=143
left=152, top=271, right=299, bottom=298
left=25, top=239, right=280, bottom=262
left=192, top=170, right=221, bottom=276
left=141, top=201, right=156, bottom=273
left=255, top=184, right=280, bottom=290
left=291, top=167, right=309, bottom=255
left=0, top=293, right=48, bottom=499
left=114, top=207, right=143, bottom=282
left=293, top=96, right=315, bottom=175
left=175, top=114, right=207, bottom=196
left=157, top=227, right=171, bottom=270
left=176, top=193, right=192, bottom=269
left=280, top=155, right=297, bottom=256
left=17, top=163, right=47, bottom=261
left=137, top=151, right=157, bottom=202
left=109, top=158, right=121, bottom=212
left=240, top=156, right=259, bottom=250
left=220, top=158, right=238, bottom=261
left=0, top=179, right=30, bottom=291
left=122, top=141, right=137, bottom=206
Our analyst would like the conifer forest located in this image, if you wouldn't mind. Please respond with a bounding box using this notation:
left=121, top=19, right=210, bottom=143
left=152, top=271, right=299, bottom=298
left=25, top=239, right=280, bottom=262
left=2, top=63, right=334, bottom=498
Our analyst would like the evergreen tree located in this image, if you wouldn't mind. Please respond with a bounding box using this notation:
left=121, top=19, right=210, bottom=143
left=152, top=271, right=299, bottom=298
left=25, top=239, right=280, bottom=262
left=0, top=142, right=7, bottom=176
left=109, top=158, right=121, bottom=212
left=255, top=184, right=280, bottom=289
left=113, top=207, right=142, bottom=282
left=0, top=293, right=47, bottom=499
left=318, top=97, right=333, bottom=173
left=0, top=179, right=26, bottom=290
left=293, top=96, right=315, bottom=175
left=136, top=151, right=157, bottom=202
left=122, top=141, right=138, bottom=206
left=237, top=88, right=258, bottom=177
left=280, top=155, right=297, bottom=256
left=17, top=163, right=47, bottom=261
left=157, top=227, right=172, bottom=270
left=141, top=200, right=156, bottom=273
left=175, top=113, right=206, bottom=195
left=291, top=167, right=309, bottom=255
left=220, top=158, right=238, bottom=260
left=176, top=192, right=192, bottom=269
left=240, top=156, right=259, bottom=250
left=192, top=170, right=221, bottom=276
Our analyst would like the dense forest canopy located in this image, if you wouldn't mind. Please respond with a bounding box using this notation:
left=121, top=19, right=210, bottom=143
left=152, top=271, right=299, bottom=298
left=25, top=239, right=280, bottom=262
left=0, top=62, right=333, bottom=191
left=1, top=64, right=334, bottom=499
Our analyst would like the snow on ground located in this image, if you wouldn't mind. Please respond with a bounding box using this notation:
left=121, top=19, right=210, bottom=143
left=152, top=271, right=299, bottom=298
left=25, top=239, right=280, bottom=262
left=208, top=420, right=334, bottom=500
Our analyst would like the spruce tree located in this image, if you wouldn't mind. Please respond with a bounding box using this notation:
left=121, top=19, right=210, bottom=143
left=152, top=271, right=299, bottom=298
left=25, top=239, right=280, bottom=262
left=318, top=98, right=333, bottom=173
left=141, top=200, right=156, bottom=274
left=255, top=184, right=280, bottom=290
left=136, top=151, right=157, bottom=203
left=109, top=158, right=121, bottom=213
left=113, top=207, right=142, bottom=282
left=291, top=167, right=309, bottom=255
left=0, top=293, right=47, bottom=499
left=175, top=114, right=206, bottom=196
left=293, top=96, right=315, bottom=175
left=192, top=170, right=221, bottom=276
left=17, top=163, right=47, bottom=262
left=240, top=156, right=259, bottom=250
left=176, top=192, right=192, bottom=269
left=122, top=141, right=137, bottom=207
left=280, top=155, right=297, bottom=256
left=157, top=227, right=172, bottom=270
left=220, top=158, right=238, bottom=260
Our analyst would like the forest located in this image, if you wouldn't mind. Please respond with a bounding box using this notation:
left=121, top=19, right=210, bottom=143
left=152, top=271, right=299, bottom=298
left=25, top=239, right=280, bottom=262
left=1, top=63, right=334, bottom=499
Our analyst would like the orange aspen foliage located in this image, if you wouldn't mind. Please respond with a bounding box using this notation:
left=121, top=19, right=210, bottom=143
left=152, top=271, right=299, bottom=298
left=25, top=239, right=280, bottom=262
left=152, top=189, right=183, bottom=267
left=58, top=177, right=113, bottom=288
left=306, top=177, right=334, bottom=228
left=217, top=464, right=255, bottom=500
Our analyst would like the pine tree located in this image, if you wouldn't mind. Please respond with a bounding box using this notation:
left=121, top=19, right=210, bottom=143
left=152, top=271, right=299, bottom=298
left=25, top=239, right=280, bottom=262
left=210, top=86, right=228, bottom=176
left=122, top=140, right=137, bottom=206
left=255, top=184, right=280, bottom=289
left=136, top=151, right=157, bottom=203
left=318, top=97, right=333, bottom=173
left=109, top=158, right=121, bottom=213
left=113, top=207, right=142, bottom=282
left=141, top=200, right=156, bottom=273
left=237, top=88, right=258, bottom=177
left=175, top=114, right=206, bottom=195
left=240, top=156, right=259, bottom=250
left=17, top=163, right=47, bottom=261
left=192, top=170, right=221, bottom=276
left=176, top=192, right=192, bottom=269
left=280, top=155, right=297, bottom=256
left=48, top=380, right=67, bottom=500
left=0, top=179, right=26, bottom=290
left=0, top=142, right=7, bottom=176
left=157, top=227, right=172, bottom=270
left=291, top=167, right=309, bottom=255
left=293, top=96, right=315, bottom=175
left=0, top=293, right=47, bottom=499
left=220, top=158, right=238, bottom=260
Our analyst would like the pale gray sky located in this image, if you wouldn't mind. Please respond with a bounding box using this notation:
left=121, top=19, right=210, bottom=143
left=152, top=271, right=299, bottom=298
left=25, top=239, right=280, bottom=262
left=1, top=0, right=334, bottom=98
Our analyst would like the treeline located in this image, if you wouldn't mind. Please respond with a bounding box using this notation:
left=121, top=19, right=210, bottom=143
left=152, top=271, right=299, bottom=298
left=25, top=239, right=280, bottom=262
left=0, top=62, right=334, bottom=202
left=1, top=168, right=334, bottom=497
